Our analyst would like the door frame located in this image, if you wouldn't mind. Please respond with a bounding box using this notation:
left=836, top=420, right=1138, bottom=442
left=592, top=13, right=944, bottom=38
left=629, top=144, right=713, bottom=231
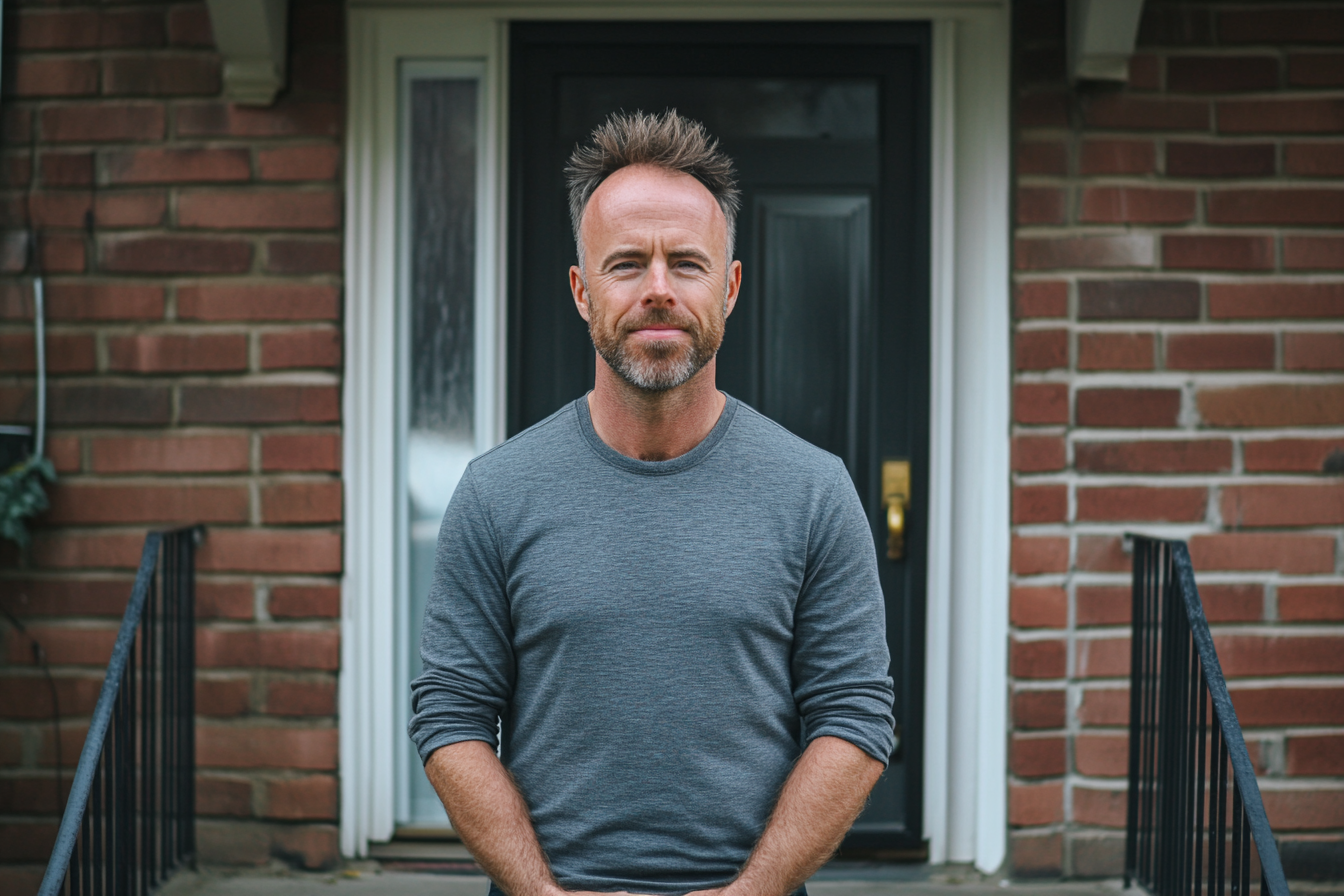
left=342, top=0, right=1011, bottom=872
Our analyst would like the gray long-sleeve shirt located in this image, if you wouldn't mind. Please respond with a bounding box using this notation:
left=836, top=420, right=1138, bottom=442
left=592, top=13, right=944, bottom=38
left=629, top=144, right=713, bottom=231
left=409, top=395, right=895, bottom=894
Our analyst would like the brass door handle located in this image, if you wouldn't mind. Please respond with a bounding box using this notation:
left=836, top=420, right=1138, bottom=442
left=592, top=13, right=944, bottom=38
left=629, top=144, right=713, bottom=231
left=882, top=459, right=910, bottom=561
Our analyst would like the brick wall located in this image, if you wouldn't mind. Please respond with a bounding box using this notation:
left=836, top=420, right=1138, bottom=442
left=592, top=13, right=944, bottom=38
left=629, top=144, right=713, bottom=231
left=1011, top=0, right=1344, bottom=880
left=0, top=1, right=345, bottom=887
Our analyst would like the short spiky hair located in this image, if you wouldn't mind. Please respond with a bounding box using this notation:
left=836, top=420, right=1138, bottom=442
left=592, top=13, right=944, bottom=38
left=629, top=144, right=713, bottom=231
left=565, top=109, right=741, bottom=268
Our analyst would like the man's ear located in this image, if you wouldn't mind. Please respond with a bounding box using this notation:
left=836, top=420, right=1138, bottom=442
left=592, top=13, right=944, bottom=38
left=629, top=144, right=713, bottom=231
left=570, top=266, right=592, bottom=323
left=723, top=259, right=743, bottom=318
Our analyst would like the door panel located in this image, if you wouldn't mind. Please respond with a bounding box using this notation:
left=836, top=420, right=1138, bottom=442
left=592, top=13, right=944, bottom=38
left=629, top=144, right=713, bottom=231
left=510, top=22, right=930, bottom=851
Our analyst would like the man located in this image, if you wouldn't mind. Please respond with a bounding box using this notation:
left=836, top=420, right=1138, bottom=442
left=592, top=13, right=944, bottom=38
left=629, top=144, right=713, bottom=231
left=409, top=110, right=895, bottom=896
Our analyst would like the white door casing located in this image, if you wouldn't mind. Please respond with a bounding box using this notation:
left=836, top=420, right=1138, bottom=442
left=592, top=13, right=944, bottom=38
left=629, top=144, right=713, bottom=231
left=342, top=0, right=1011, bottom=871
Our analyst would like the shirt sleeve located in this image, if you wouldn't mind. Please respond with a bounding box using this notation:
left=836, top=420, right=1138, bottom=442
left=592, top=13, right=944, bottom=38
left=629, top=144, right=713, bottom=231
left=791, top=463, right=897, bottom=765
left=408, top=468, right=515, bottom=763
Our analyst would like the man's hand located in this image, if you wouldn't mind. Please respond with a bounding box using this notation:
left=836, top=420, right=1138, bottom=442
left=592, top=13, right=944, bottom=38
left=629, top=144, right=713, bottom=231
left=689, top=736, right=883, bottom=896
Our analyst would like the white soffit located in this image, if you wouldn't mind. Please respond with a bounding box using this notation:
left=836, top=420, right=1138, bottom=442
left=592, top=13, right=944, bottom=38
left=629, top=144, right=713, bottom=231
left=1068, top=0, right=1145, bottom=82
left=206, top=0, right=290, bottom=105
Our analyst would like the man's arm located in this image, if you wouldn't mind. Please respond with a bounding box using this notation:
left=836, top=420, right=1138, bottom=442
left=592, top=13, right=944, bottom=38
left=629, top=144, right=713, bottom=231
left=694, top=736, right=881, bottom=896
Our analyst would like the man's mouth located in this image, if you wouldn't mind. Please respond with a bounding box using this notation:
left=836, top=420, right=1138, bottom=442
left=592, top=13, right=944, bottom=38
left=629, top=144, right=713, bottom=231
left=631, top=326, right=685, bottom=340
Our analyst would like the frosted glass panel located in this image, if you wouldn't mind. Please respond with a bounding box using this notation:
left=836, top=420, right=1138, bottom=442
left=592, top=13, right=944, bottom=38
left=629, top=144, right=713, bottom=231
left=403, top=73, right=480, bottom=827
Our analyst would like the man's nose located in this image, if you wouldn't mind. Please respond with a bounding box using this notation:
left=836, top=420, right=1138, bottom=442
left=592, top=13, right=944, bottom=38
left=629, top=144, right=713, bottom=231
left=641, top=260, right=676, bottom=306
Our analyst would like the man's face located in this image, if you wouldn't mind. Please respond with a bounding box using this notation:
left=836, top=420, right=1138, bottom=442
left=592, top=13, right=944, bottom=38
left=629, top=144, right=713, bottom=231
left=570, top=164, right=742, bottom=392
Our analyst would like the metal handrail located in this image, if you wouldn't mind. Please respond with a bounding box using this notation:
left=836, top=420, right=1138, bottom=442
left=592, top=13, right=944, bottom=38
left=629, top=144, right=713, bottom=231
left=1125, top=535, right=1289, bottom=896
left=37, top=526, right=202, bottom=896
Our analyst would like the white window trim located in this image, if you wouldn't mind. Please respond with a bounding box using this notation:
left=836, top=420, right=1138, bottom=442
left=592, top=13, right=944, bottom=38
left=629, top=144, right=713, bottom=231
left=343, top=0, right=1010, bottom=871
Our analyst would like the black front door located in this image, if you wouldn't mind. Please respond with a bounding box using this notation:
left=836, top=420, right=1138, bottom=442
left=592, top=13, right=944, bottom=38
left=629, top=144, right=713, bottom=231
left=509, top=22, right=931, bottom=853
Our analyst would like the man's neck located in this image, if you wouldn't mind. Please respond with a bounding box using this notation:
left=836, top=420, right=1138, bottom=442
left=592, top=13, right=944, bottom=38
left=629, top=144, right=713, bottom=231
left=586, top=358, right=726, bottom=462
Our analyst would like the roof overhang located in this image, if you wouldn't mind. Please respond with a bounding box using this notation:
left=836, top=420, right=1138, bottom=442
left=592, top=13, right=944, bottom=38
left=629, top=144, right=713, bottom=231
left=205, top=0, right=290, bottom=106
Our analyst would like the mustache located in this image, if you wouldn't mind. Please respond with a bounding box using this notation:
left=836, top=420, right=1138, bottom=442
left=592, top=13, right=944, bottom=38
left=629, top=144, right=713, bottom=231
left=618, top=307, right=698, bottom=333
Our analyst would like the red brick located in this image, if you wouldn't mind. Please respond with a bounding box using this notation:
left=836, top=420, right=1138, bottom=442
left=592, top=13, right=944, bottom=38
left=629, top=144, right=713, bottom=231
left=1290, top=53, right=1344, bottom=87
left=1012, top=536, right=1068, bottom=575
left=1017, top=91, right=1069, bottom=128
left=180, top=385, right=340, bottom=424
left=1076, top=536, right=1129, bottom=573
left=96, top=191, right=168, bottom=228
left=1015, top=329, right=1067, bottom=371
left=262, top=433, right=341, bottom=472
left=1194, top=584, right=1265, bottom=623
left=0, top=730, right=24, bottom=766
left=41, top=103, right=165, bottom=143
left=1012, top=638, right=1066, bottom=680
left=91, top=435, right=249, bottom=474
left=197, top=531, right=342, bottom=574
left=1233, top=686, right=1344, bottom=727
left=1077, top=687, right=1128, bottom=727
left=197, top=582, right=255, bottom=621
left=103, top=147, right=251, bottom=185
left=1220, top=99, right=1344, bottom=134
left=261, top=481, right=342, bottom=524
left=1190, top=533, right=1335, bottom=574
left=1015, top=281, right=1068, bottom=319
left=1279, top=584, right=1344, bottom=622
left=1075, top=733, right=1128, bottom=778
left=197, top=677, right=252, bottom=717
left=12, top=10, right=101, bottom=49
left=0, top=823, right=58, bottom=862
left=1076, top=389, right=1180, bottom=428
left=1011, top=735, right=1066, bottom=779
left=32, top=384, right=172, bottom=425
left=102, top=55, right=220, bottom=97
left=196, top=726, right=338, bottom=770
left=3, top=624, right=117, bottom=667
left=1016, top=141, right=1067, bottom=176
left=1011, top=586, right=1067, bottom=629
left=1210, top=189, right=1344, bottom=226
left=195, top=819, right=269, bottom=865
left=1077, top=585, right=1131, bottom=627
left=1076, top=637, right=1130, bottom=679
left=1016, top=187, right=1065, bottom=226
left=1284, top=235, right=1344, bottom=270
left=1012, top=435, right=1065, bottom=473
left=1222, top=484, right=1344, bottom=528
left=1166, top=332, right=1275, bottom=371
left=40, top=151, right=93, bottom=187
left=1073, top=787, right=1127, bottom=828
left=1011, top=832, right=1062, bottom=877
left=44, top=483, right=249, bottom=525
left=1078, top=279, right=1199, bottom=320
left=100, top=10, right=169, bottom=48
left=27, top=191, right=90, bottom=228
left=1016, top=235, right=1155, bottom=271
left=1076, top=486, right=1206, bottom=522
left=266, top=239, right=342, bottom=274
left=106, top=332, right=248, bottom=373
left=0, top=332, right=95, bottom=373
left=176, top=102, right=343, bottom=138
left=1245, top=438, right=1344, bottom=473
left=1199, top=384, right=1344, bottom=427
left=1286, top=142, right=1344, bottom=177
left=1285, top=332, right=1344, bottom=371
left=1166, top=141, right=1275, bottom=178
left=1077, top=332, right=1154, bottom=370
left=44, top=282, right=163, bottom=320
left=1010, top=782, right=1063, bottom=826
left=1163, top=235, right=1274, bottom=271
left=12, top=58, right=99, bottom=97
left=1013, top=688, right=1066, bottom=730
left=168, top=3, right=214, bottom=47
left=197, top=628, right=339, bottom=671
left=47, top=435, right=82, bottom=473
left=1079, top=187, right=1196, bottom=225
left=1287, top=735, right=1344, bottom=776
left=1167, top=55, right=1278, bottom=93
left=101, top=236, right=252, bottom=274
left=1209, top=283, right=1344, bottom=319
left=0, top=577, right=135, bottom=618
left=1262, top=790, right=1344, bottom=832
left=1015, top=383, right=1069, bottom=425
left=1217, top=634, right=1344, bottom=678
left=269, top=585, right=341, bottom=619
left=266, top=776, right=337, bottom=821
left=1012, top=485, right=1067, bottom=524
left=178, top=190, right=341, bottom=230
left=197, top=775, right=253, bottom=817
left=0, top=674, right=104, bottom=719
left=1083, top=95, right=1209, bottom=130
left=1219, top=8, right=1344, bottom=44
left=266, top=679, right=337, bottom=716
left=272, top=825, right=339, bottom=871
left=41, top=234, right=86, bottom=272
left=257, top=145, right=341, bottom=182
left=291, top=49, right=344, bottom=95
left=261, top=328, right=341, bottom=370
left=177, top=284, right=339, bottom=321
left=1079, top=139, right=1155, bottom=175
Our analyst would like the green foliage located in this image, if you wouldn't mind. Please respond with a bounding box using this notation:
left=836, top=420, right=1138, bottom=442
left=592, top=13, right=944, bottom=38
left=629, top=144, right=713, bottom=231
left=0, top=456, right=56, bottom=550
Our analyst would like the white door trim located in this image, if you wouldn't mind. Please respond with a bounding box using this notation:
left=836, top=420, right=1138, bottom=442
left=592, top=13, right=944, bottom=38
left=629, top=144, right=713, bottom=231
left=342, top=0, right=1011, bottom=870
